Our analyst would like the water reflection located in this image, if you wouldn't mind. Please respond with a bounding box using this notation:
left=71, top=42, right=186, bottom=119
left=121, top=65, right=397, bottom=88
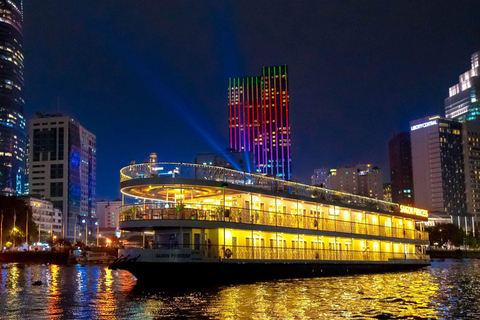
left=48, top=264, right=62, bottom=319
left=95, top=267, right=116, bottom=318
left=1, top=260, right=480, bottom=319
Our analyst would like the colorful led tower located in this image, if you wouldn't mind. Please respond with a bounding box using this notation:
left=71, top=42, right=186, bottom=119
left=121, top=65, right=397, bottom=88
left=228, top=65, right=291, bottom=180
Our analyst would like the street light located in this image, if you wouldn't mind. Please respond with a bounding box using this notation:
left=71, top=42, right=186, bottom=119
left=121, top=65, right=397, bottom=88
left=12, top=227, right=18, bottom=249
left=95, top=221, right=99, bottom=247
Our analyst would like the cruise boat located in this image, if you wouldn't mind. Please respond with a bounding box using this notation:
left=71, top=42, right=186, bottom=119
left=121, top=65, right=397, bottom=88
left=75, top=250, right=117, bottom=264
left=113, top=162, right=430, bottom=285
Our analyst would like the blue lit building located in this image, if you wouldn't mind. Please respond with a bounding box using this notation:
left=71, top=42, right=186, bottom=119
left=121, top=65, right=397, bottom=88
left=29, top=113, right=96, bottom=242
left=0, top=0, right=26, bottom=196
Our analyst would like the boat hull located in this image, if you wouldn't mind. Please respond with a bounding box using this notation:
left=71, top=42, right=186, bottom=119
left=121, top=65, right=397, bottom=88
left=115, top=260, right=430, bottom=286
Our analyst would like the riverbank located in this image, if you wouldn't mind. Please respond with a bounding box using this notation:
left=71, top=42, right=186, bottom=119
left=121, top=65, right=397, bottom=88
left=427, top=249, right=480, bottom=259
left=0, top=251, right=70, bottom=264
left=0, top=248, right=118, bottom=264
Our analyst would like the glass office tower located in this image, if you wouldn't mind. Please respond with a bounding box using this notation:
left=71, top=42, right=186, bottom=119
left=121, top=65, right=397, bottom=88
left=445, top=51, right=479, bottom=121
left=0, top=0, right=25, bottom=195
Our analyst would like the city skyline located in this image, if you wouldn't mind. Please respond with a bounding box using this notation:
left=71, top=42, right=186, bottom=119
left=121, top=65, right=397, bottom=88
left=19, top=1, right=480, bottom=199
left=0, top=3, right=479, bottom=317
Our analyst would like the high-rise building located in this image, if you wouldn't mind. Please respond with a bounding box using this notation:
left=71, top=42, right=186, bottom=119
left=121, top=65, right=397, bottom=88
left=228, top=65, right=291, bottom=179
left=195, top=149, right=253, bottom=172
left=383, top=183, right=392, bottom=202
left=0, top=0, right=26, bottom=196
left=388, top=132, right=414, bottom=205
left=311, top=167, right=329, bottom=186
left=29, top=113, right=97, bottom=241
left=24, top=134, right=28, bottom=193
left=445, top=51, right=479, bottom=121
left=410, top=116, right=468, bottom=227
left=357, top=164, right=383, bottom=200
left=96, top=199, right=121, bottom=230
left=326, top=164, right=383, bottom=200
left=461, top=119, right=480, bottom=220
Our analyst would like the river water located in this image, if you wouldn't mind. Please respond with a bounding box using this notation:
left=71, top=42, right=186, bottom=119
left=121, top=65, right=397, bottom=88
left=0, top=259, right=478, bottom=319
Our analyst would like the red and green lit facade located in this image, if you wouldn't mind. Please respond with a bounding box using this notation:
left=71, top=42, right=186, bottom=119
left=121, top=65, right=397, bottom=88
left=228, top=65, right=291, bottom=180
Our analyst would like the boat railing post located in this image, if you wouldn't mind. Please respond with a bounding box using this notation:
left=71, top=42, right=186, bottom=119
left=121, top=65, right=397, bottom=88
left=350, top=209, right=354, bottom=234
left=297, top=199, right=300, bottom=229
left=251, top=230, right=254, bottom=259
left=334, top=206, right=336, bottom=232
left=364, top=211, right=367, bottom=235
left=275, top=195, right=279, bottom=260
left=335, top=237, right=337, bottom=261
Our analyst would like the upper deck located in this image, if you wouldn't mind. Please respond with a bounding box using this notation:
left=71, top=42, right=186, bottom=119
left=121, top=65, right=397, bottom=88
left=120, top=162, right=428, bottom=222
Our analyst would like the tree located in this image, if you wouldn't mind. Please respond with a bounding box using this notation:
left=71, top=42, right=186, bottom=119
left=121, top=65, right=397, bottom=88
left=426, top=223, right=468, bottom=247
left=110, top=235, right=121, bottom=247
left=0, top=196, right=38, bottom=246
left=74, top=240, right=86, bottom=248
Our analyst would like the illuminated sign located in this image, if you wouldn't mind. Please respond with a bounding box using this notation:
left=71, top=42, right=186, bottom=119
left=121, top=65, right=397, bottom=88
left=411, top=120, right=437, bottom=131
left=400, top=205, right=428, bottom=218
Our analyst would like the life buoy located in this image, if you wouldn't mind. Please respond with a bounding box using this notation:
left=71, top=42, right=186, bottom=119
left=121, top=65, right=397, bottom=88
left=225, top=248, right=232, bottom=258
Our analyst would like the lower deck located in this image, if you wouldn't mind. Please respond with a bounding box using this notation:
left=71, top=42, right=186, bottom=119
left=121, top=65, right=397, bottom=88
left=121, top=226, right=429, bottom=263
left=113, top=247, right=430, bottom=285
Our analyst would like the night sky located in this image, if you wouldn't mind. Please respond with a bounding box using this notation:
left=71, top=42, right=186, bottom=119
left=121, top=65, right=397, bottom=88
left=23, top=1, right=480, bottom=199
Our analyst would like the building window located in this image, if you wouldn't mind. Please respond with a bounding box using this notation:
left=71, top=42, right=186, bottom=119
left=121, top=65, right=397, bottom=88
left=50, top=164, right=64, bottom=179
left=50, top=182, right=63, bottom=197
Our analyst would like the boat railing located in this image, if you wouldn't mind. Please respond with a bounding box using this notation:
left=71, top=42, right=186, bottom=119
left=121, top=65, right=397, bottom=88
left=120, top=162, right=407, bottom=215
left=120, top=204, right=429, bottom=241
left=123, top=243, right=430, bottom=262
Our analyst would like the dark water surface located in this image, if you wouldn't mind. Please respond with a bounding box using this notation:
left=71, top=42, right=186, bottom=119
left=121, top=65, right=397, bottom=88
left=0, top=259, right=478, bottom=319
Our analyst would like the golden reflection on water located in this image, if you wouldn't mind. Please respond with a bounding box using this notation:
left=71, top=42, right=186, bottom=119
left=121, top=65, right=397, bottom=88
left=208, top=270, right=440, bottom=319
left=4, top=265, right=20, bottom=315
left=95, top=267, right=117, bottom=318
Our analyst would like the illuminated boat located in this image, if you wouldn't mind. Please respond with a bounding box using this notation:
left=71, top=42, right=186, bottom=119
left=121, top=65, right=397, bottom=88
left=114, top=162, right=430, bottom=285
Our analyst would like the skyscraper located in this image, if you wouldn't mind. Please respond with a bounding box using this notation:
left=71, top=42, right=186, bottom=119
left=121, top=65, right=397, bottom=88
left=445, top=51, right=479, bottom=121
left=228, top=65, right=291, bottom=180
left=461, top=119, right=480, bottom=220
left=326, top=164, right=383, bottom=200
left=410, top=116, right=468, bottom=227
left=388, top=132, right=414, bottom=205
left=0, top=0, right=26, bottom=196
left=311, top=167, right=329, bottom=186
left=29, top=113, right=96, bottom=241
